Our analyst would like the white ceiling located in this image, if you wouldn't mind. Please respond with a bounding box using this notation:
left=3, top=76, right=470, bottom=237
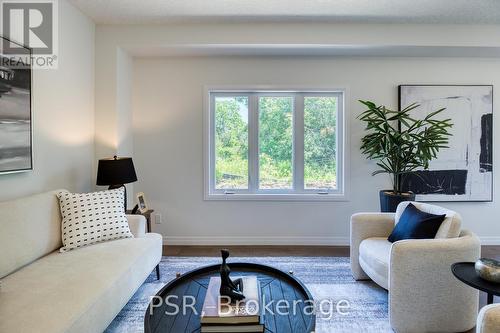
left=69, top=0, right=500, bottom=25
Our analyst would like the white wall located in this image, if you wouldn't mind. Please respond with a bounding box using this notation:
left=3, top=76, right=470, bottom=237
left=0, top=0, right=95, bottom=201
left=1, top=6, right=496, bottom=244
left=93, top=22, right=500, bottom=244
left=132, top=56, right=500, bottom=245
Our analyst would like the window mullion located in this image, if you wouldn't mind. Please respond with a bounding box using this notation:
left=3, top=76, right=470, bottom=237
left=248, top=94, right=259, bottom=193
left=335, top=92, right=344, bottom=194
left=209, top=93, right=216, bottom=193
left=293, top=94, right=305, bottom=192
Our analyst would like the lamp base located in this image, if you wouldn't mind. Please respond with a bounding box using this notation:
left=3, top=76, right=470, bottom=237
left=108, top=184, right=127, bottom=212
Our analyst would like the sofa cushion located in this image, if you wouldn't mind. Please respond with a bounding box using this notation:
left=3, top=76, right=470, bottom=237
left=388, top=203, right=446, bottom=243
left=0, top=190, right=63, bottom=279
left=395, top=201, right=461, bottom=239
left=0, top=233, right=162, bottom=333
left=359, top=237, right=392, bottom=289
left=57, top=189, right=133, bottom=252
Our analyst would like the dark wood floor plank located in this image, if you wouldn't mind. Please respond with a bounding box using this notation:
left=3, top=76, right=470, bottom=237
left=170, top=280, right=201, bottom=333
left=185, top=283, right=208, bottom=333
left=269, top=279, right=292, bottom=333
left=281, top=279, right=307, bottom=332
left=261, top=282, right=277, bottom=333
left=258, top=277, right=275, bottom=289
left=293, top=283, right=315, bottom=330
left=192, top=276, right=212, bottom=288
left=153, top=282, right=191, bottom=333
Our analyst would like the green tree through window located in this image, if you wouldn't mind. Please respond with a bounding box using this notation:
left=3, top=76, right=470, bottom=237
left=259, top=96, right=293, bottom=189
left=211, top=91, right=341, bottom=195
left=215, top=97, right=248, bottom=189
left=304, top=97, right=337, bottom=189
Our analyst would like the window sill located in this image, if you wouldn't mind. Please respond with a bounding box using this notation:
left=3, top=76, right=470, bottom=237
left=204, top=193, right=349, bottom=202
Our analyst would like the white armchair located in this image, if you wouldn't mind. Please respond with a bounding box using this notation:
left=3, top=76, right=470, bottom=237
left=350, top=202, right=481, bottom=333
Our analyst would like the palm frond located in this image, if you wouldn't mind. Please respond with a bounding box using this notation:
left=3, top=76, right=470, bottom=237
left=358, top=100, right=453, bottom=193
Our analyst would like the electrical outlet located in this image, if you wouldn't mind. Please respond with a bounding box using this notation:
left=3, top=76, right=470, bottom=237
left=154, top=213, right=162, bottom=224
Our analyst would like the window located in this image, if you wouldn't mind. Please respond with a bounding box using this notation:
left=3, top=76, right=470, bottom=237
left=205, top=88, right=346, bottom=200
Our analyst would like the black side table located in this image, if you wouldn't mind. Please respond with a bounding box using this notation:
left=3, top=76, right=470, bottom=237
left=452, top=262, right=500, bottom=304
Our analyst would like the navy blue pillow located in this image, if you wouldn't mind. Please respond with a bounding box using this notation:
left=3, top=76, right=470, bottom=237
left=388, top=203, right=446, bottom=243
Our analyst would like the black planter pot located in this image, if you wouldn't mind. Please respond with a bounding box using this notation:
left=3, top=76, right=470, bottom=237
left=379, top=190, right=416, bottom=213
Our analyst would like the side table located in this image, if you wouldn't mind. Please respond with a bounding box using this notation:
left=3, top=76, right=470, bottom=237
left=452, top=262, right=500, bottom=305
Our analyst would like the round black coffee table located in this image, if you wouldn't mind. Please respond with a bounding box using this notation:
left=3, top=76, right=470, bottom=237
left=452, top=262, right=500, bottom=305
left=144, top=262, right=315, bottom=333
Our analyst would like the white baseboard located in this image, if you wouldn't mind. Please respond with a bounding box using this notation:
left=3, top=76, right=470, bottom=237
left=479, top=237, right=500, bottom=246
left=163, top=236, right=349, bottom=246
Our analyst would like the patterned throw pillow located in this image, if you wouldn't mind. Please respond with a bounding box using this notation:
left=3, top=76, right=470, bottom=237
left=57, top=188, right=133, bottom=252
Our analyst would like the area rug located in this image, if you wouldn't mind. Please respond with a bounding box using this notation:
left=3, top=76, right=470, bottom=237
left=105, top=256, right=390, bottom=333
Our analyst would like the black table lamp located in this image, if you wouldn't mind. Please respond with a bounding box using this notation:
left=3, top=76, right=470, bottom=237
left=96, top=156, right=137, bottom=210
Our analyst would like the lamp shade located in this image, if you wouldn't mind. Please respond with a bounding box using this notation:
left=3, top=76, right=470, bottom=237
left=96, top=156, right=137, bottom=186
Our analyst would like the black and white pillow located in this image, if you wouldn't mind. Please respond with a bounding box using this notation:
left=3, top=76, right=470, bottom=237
left=57, top=188, right=133, bottom=252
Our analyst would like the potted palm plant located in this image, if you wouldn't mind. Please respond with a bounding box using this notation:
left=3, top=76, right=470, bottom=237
left=358, top=100, right=453, bottom=212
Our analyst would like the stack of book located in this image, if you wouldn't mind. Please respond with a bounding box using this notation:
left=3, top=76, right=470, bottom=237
left=201, top=276, right=264, bottom=332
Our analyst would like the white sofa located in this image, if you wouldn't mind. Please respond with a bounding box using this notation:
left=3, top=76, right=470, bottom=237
left=350, top=201, right=481, bottom=333
left=0, top=190, right=163, bottom=333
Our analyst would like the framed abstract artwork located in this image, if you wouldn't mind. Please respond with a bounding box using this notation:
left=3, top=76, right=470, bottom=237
left=399, top=85, right=493, bottom=202
left=0, top=37, right=32, bottom=174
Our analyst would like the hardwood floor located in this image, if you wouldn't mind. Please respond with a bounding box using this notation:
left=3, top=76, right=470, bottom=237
left=480, top=245, right=500, bottom=261
left=163, top=245, right=500, bottom=259
left=163, top=245, right=349, bottom=257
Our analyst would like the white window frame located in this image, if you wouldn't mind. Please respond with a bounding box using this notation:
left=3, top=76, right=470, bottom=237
left=203, top=86, right=349, bottom=201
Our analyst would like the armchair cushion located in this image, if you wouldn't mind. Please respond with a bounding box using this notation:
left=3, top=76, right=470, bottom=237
left=395, top=201, right=461, bottom=239
left=388, top=203, right=446, bottom=242
left=359, top=237, right=392, bottom=289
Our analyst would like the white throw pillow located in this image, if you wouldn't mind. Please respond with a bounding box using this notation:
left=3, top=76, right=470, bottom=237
left=57, top=188, right=133, bottom=252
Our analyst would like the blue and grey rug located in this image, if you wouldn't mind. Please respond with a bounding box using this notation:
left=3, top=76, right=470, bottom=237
left=105, top=257, right=390, bottom=333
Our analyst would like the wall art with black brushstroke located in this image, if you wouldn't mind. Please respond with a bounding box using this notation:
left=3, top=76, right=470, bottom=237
left=0, top=37, right=32, bottom=174
left=399, top=85, right=493, bottom=202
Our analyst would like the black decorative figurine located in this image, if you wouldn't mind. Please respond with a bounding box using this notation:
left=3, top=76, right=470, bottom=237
left=219, top=249, right=245, bottom=302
